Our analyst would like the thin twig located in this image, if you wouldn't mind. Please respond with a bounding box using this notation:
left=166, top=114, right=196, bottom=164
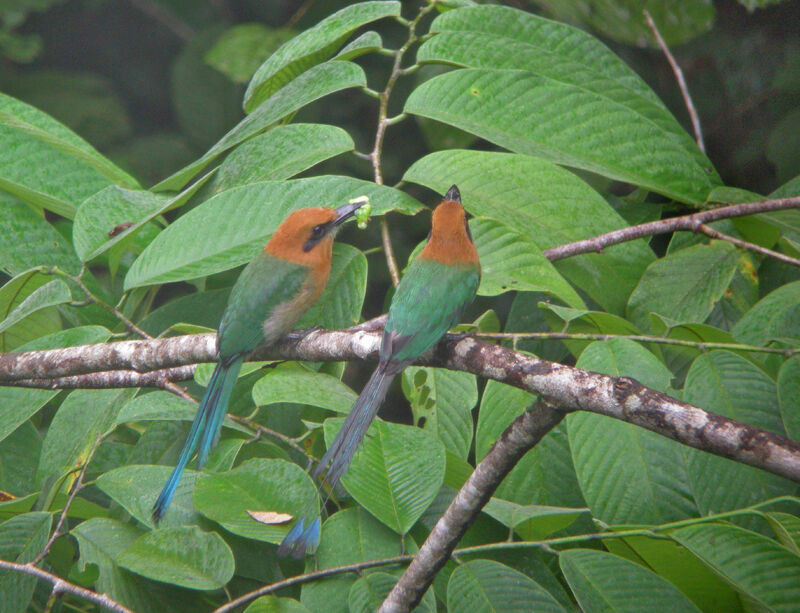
left=542, top=196, right=800, bottom=261
left=31, top=434, right=103, bottom=566
left=697, top=223, right=800, bottom=268
left=643, top=10, right=704, bottom=152
left=228, top=414, right=313, bottom=460
left=369, top=2, right=435, bottom=287
left=212, top=555, right=411, bottom=613
left=158, top=378, right=197, bottom=403
left=286, top=0, right=315, bottom=28
left=46, top=267, right=152, bottom=339
left=0, top=559, right=133, bottom=613
left=473, top=331, right=799, bottom=357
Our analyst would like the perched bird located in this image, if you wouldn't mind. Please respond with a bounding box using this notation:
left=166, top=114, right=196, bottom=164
left=279, top=185, right=480, bottom=557
left=152, top=201, right=363, bottom=523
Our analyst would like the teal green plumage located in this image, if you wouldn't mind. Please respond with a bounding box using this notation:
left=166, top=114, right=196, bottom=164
left=153, top=203, right=363, bottom=523
left=279, top=185, right=479, bottom=558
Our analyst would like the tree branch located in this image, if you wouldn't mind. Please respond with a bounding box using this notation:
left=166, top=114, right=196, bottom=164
left=542, top=196, right=800, bottom=262
left=2, top=328, right=799, bottom=485
left=381, top=397, right=567, bottom=612
left=0, top=559, right=133, bottom=613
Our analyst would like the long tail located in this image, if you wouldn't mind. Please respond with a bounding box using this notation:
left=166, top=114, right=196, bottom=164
left=152, top=356, right=243, bottom=523
left=278, top=367, right=395, bottom=558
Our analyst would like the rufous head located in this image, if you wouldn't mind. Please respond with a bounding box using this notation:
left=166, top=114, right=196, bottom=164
left=265, top=202, right=362, bottom=268
left=419, top=185, right=480, bottom=266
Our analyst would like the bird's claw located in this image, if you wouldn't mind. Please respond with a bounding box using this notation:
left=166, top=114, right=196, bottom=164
left=447, top=330, right=474, bottom=342
left=287, top=325, right=324, bottom=341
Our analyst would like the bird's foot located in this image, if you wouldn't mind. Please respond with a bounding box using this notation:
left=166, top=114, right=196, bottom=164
left=447, top=330, right=474, bottom=342
left=287, top=325, right=324, bottom=341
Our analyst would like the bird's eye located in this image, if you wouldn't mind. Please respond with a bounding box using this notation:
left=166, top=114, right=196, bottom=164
left=311, top=225, right=325, bottom=238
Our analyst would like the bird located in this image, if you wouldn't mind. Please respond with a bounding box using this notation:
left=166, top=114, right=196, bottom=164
left=152, top=201, right=364, bottom=523
left=278, top=185, right=480, bottom=557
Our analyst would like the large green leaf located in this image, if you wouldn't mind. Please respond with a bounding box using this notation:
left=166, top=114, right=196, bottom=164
left=207, top=123, right=354, bottom=194
left=447, top=559, right=565, bottom=613
left=116, top=526, right=234, bottom=591
left=671, top=522, right=800, bottom=612
left=95, top=464, right=202, bottom=528
left=0, top=422, right=41, bottom=497
left=155, top=60, right=366, bottom=191
left=0, top=512, right=51, bottom=613
left=193, top=458, right=317, bottom=543
left=253, top=367, right=357, bottom=415
left=0, top=269, right=62, bottom=351
left=73, top=518, right=205, bottom=611
left=0, top=93, right=137, bottom=218
left=125, top=177, right=419, bottom=289
left=301, top=507, right=407, bottom=613
left=404, top=150, right=654, bottom=314
left=405, top=68, right=716, bottom=204
left=402, top=366, right=477, bottom=458
left=470, top=217, right=584, bottom=308
left=627, top=242, right=741, bottom=331
left=560, top=549, right=702, bottom=612
left=36, top=389, right=134, bottom=487
left=323, top=418, right=446, bottom=534
left=682, top=351, right=794, bottom=516
left=482, top=499, right=587, bottom=540
left=778, top=357, right=800, bottom=440
left=732, top=280, right=800, bottom=346
left=0, top=279, right=71, bottom=335
left=569, top=339, right=698, bottom=525
left=419, top=5, right=713, bottom=176
left=243, top=2, right=400, bottom=112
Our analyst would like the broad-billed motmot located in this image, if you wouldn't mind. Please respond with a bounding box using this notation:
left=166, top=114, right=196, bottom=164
left=152, top=201, right=363, bottom=523
left=279, top=185, right=480, bottom=557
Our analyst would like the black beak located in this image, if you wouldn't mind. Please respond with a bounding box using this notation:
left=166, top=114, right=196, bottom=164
left=333, top=200, right=364, bottom=227
left=445, top=185, right=461, bottom=203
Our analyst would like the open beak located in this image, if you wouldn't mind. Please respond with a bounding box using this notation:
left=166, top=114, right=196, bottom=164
left=333, top=200, right=364, bottom=227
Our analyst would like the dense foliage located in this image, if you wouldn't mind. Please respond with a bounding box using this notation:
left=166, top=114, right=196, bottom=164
left=1, top=1, right=799, bottom=611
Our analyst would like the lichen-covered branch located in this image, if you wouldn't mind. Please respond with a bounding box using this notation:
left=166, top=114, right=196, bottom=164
left=2, top=326, right=799, bottom=485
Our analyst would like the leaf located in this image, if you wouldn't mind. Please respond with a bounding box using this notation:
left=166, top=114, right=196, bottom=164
left=205, top=24, right=296, bottom=84
left=0, top=269, right=60, bottom=352
left=0, top=512, right=51, bottom=613
left=0, top=279, right=71, bottom=335
left=334, top=31, right=383, bottom=61
left=404, top=150, right=654, bottom=314
left=402, top=366, right=477, bottom=458
left=482, top=499, right=588, bottom=540
left=245, top=596, right=312, bottom=613
left=349, top=572, right=436, bottom=613
left=243, top=1, right=400, bottom=112
left=732, top=280, right=800, bottom=346
left=155, top=60, right=366, bottom=191
left=671, top=522, right=800, bottom=611
left=470, top=217, right=584, bottom=308
left=626, top=242, right=741, bottom=331
left=419, top=4, right=712, bottom=173
left=559, top=548, right=702, bottom=613
left=323, top=418, right=446, bottom=534
left=193, top=458, right=317, bottom=543
left=778, top=357, right=800, bottom=440
left=252, top=367, right=357, bottom=415
left=0, top=93, right=137, bottom=218
left=475, top=380, right=531, bottom=461
left=0, top=422, right=41, bottom=497
left=95, top=464, right=203, bottom=528
left=405, top=68, right=716, bottom=204
left=73, top=518, right=205, bottom=611
left=569, top=339, right=698, bottom=525
left=683, top=351, right=794, bottom=517
left=447, top=559, right=566, bottom=613
left=766, top=512, right=800, bottom=554
left=297, top=243, right=367, bottom=330
left=126, top=177, right=419, bottom=289
left=301, top=507, right=407, bottom=613
left=116, top=526, right=234, bottom=591
left=36, top=389, right=134, bottom=487
left=207, top=123, right=354, bottom=194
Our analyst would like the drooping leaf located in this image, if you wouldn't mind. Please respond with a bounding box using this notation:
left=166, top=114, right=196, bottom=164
left=243, top=2, right=400, bottom=112
left=126, top=177, right=419, bottom=289
left=116, top=525, right=234, bottom=591
left=482, top=499, right=588, bottom=541
left=323, top=418, right=446, bottom=534
left=253, top=367, right=357, bottom=415
left=0, top=279, right=71, bottom=335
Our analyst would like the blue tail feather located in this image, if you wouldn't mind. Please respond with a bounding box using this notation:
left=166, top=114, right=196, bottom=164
left=152, top=357, right=243, bottom=523
left=278, top=368, right=394, bottom=557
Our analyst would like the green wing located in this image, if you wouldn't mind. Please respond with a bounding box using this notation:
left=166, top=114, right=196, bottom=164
left=218, top=252, right=310, bottom=359
left=383, top=258, right=479, bottom=365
